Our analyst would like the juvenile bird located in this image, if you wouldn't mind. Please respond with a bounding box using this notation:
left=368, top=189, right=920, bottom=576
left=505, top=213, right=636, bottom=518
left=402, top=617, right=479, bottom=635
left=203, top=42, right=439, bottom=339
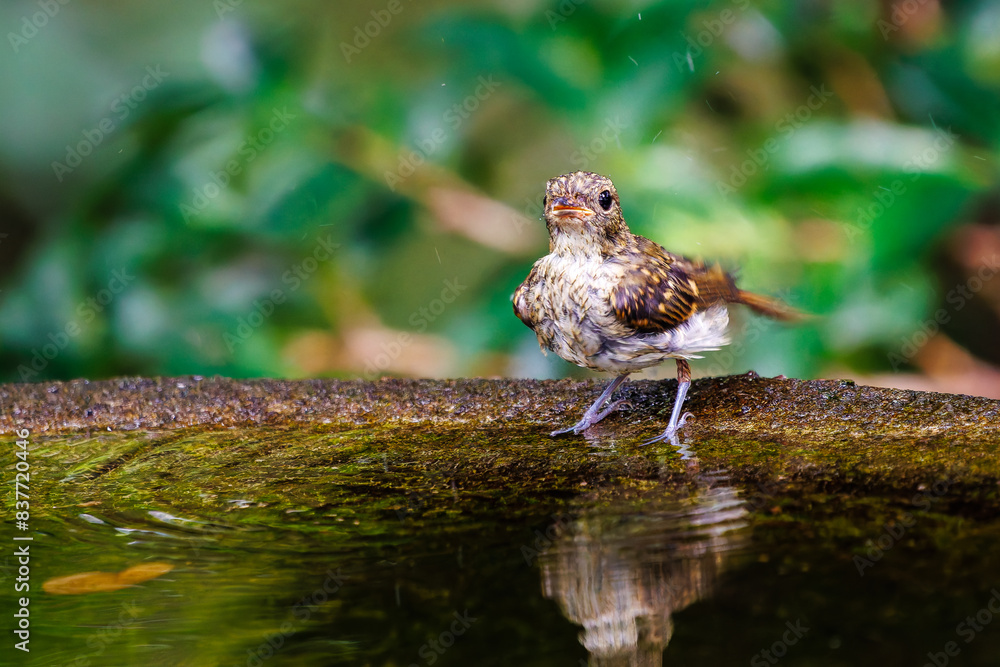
left=513, top=171, right=798, bottom=443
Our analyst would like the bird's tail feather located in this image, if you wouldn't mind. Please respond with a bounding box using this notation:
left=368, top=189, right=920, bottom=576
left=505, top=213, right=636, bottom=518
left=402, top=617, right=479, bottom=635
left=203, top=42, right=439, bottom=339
left=736, top=290, right=803, bottom=321
left=693, top=263, right=806, bottom=322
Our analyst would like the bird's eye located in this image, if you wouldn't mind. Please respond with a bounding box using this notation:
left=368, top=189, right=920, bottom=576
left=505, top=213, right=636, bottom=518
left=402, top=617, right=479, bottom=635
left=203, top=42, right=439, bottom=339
left=542, top=196, right=547, bottom=208
left=598, top=190, right=613, bottom=211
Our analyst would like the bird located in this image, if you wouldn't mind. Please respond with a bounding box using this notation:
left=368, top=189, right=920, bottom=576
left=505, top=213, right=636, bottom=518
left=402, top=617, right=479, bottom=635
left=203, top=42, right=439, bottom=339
left=513, top=171, right=799, bottom=444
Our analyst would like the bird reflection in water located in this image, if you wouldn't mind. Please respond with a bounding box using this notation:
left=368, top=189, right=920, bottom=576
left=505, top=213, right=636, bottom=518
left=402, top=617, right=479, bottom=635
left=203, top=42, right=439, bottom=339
left=537, top=441, right=748, bottom=666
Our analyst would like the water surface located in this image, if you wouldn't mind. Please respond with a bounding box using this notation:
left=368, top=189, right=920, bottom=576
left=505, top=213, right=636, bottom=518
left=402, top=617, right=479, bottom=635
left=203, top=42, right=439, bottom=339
left=4, top=424, right=1000, bottom=666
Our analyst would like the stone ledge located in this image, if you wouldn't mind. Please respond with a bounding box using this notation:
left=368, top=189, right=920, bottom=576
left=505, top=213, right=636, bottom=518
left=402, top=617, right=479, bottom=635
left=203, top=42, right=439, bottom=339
left=2, top=373, right=997, bottom=439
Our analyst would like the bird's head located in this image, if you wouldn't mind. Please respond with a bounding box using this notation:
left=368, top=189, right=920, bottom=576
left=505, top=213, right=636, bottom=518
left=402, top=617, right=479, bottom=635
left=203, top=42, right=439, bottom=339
left=543, top=171, right=630, bottom=256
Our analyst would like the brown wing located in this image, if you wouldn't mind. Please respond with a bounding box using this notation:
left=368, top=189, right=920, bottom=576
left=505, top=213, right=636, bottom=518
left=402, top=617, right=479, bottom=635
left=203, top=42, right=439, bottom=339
left=512, top=265, right=539, bottom=329
left=611, top=236, right=739, bottom=334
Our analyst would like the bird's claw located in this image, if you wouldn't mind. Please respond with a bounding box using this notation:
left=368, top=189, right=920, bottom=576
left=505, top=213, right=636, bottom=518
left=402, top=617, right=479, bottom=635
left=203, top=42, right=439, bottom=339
left=592, top=398, right=627, bottom=423
left=641, top=412, right=694, bottom=446
left=641, top=432, right=671, bottom=446
left=551, top=399, right=628, bottom=436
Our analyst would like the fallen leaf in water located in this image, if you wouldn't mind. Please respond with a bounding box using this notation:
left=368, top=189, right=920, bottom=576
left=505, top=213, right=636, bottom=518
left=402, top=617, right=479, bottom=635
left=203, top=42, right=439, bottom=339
left=43, top=562, right=174, bottom=595
left=118, top=562, right=174, bottom=585
left=43, top=572, right=123, bottom=595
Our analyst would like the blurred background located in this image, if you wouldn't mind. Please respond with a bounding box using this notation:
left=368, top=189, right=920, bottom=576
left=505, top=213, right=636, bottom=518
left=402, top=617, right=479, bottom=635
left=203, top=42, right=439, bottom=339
left=1, top=0, right=998, bottom=396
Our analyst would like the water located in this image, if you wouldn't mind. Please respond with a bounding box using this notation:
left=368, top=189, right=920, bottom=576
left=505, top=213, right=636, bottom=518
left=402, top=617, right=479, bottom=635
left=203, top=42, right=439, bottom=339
left=3, top=425, right=1000, bottom=666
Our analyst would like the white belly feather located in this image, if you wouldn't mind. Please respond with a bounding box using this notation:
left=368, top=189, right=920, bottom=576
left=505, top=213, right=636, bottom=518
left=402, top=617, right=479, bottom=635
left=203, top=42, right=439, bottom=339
left=526, top=253, right=731, bottom=374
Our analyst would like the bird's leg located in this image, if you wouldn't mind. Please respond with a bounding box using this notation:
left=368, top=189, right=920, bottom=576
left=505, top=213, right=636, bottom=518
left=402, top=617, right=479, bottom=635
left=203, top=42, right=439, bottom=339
left=551, top=373, right=630, bottom=436
left=644, top=359, right=693, bottom=445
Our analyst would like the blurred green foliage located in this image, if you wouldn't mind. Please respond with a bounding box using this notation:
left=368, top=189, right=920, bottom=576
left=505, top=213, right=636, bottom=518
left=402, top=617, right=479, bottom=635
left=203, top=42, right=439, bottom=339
left=0, top=0, right=997, bottom=384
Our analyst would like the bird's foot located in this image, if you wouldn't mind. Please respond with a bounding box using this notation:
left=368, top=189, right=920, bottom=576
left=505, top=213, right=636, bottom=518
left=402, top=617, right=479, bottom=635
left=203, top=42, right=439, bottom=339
left=642, top=412, right=693, bottom=446
left=551, top=399, right=628, bottom=436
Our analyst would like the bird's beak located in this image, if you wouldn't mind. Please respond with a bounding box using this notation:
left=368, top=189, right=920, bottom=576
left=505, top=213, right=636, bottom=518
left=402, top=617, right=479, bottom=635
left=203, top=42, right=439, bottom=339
left=550, top=204, right=594, bottom=218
